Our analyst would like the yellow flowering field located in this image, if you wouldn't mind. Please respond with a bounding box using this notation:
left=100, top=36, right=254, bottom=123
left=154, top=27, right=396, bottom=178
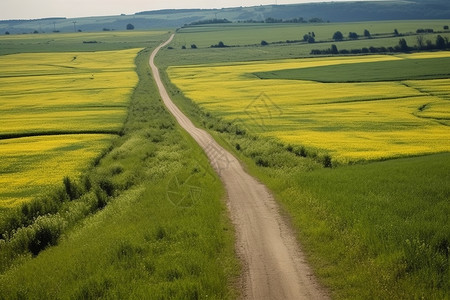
left=0, top=135, right=112, bottom=207
left=0, top=49, right=140, bottom=207
left=168, top=53, right=450, bottom=163
left=0, top=49, right=140, bottom=135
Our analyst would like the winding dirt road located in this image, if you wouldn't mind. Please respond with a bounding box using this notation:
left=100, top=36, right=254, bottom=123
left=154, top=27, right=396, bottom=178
left=150, top=35, right=328, bottom=300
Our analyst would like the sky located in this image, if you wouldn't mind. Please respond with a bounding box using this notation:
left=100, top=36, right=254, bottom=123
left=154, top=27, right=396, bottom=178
left=1, top=0, right=358, bottom=20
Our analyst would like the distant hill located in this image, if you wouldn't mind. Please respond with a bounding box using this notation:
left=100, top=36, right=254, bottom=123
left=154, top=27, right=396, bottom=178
left=1, top=0, right=449, bottom=34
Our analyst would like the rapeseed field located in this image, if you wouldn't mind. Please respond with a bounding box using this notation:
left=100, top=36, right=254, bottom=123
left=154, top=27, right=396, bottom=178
left=0, top=49, right=141, bottom=207
left=168, top=53, right=450, bottom=163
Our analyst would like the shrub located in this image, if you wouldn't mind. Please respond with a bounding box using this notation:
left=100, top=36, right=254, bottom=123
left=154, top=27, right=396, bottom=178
left=99, top=179, right=115, bottom=197
left=323, top=155, right=332, bottom=168
left=261, top=40, right=268, bottom=46
left=333, top=31, right=343, bottom=41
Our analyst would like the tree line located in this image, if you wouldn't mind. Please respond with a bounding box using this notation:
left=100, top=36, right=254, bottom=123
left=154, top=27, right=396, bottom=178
left=311, top=35, right=449, bottom=55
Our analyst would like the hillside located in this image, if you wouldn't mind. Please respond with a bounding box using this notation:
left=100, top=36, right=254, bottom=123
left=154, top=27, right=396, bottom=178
left=1, top=0, right=449, bottom=34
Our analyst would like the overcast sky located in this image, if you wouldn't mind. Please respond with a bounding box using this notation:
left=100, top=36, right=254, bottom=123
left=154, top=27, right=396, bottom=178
left=1, top=0, right=359, bottom=20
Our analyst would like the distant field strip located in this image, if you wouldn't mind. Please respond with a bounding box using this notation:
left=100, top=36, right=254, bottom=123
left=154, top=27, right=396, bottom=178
left=0, top=49, right=141, bottom=206
left=168, top=52, right=450, bottom=162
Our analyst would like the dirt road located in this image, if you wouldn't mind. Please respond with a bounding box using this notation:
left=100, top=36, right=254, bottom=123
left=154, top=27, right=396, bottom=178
left=150, top=35, right=328, bottom=300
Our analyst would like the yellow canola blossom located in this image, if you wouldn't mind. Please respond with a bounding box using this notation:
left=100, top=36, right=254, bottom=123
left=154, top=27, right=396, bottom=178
left=0, top=134, right=113, bottom=207
left=169, top=53, right=450, bottom=162
left=0, top=49, right=141, bottom=207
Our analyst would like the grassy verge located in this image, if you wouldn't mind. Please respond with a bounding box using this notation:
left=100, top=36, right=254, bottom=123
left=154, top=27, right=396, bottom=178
left=0, top=47, right=238, bottom=299
left=158, top=60, right=449, bottom=298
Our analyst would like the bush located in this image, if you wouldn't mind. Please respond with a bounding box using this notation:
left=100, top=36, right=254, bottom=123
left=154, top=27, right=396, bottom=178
left=99, top=179, right=115, bottom=197
left=323, top=155, right=332, bottom=168
left=333, top=31, right=343, bottom=41
left=349, top=32, right=359, bottom=40
left=261, top=40, right=268, bottom=46
left=211, top=41, right=227, bottom=48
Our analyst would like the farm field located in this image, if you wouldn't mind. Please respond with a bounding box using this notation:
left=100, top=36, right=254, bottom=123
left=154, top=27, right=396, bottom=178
left=0, top=47, right=238, bottom=299
left=168, top=52, right=450, bottom=163
left=161, top=20, right=450, bottom=66
left=0, top=30, right=168, bottom=55
left=0, top=18, right=449, bottom=299
left=158, top=20, right=450, bottom=298
left=0, top=48, right=140, bottom=207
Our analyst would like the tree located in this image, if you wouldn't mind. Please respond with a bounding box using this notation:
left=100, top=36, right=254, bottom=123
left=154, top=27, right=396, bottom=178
left=444, top=25, right=449, bottom=30
left=394, top=29, right=399, bottom=36
left=309, top=18, right=323, bottom=23
left=181, top=45, right=186, bottom=49
left=436, top=35, right=446, bottom=49
left=5, top=31, right=10, bottom=35
left=261, top=40, right=268, bottom=46
left=398, top=38, right=409, bottom=52
left=303, top=33, right=315, bottom=43
left=416, top=35, right=425, bottom=49
left=191, top=44, right=197, bottom=49
left=333, top=31, right=343, bottom=41
left=126, top=23, right=134, bottom=30
left=331, top=44, right=338, bottom=54
left=364, top=29, right=371, bottom=38
left=349, top=32, right=359, bottom=40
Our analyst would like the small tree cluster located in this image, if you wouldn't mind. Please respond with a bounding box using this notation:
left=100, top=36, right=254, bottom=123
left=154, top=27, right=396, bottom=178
left=349, top=32, right=359, bottom=40
left=211, top=41, right=228, bottom=48
left=416, top=28, right=434, bottom=33
left=303, top=32, right=315, bottom=43
left=332, top=31, right=344, bottom=41
left=311, top=36, right=450, bottom=55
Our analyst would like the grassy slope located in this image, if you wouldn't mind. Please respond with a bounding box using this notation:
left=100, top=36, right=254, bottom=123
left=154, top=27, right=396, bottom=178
left=0, top=44, right=238, bottom=298
left=254, top=57, right=450, bottom=82
left=157, top=23, right=450, bottom=299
